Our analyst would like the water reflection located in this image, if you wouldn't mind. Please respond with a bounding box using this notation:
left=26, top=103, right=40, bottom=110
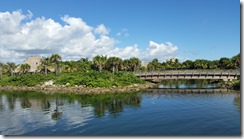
left=0, top=91, right=142, bottom=134
left=233, top=94, right=240, bottom=109
left=0, top=92, right=141, bottom=120
left=159, top=79, right=217, bottom=89
left=51, top=98, right=63, bottom=120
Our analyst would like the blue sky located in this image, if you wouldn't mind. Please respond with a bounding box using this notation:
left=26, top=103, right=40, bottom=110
left=0, top=0, right=240, bottom=63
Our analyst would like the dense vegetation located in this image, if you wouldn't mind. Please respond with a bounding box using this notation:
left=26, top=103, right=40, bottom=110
left=0, top=71, right=144, bottom=87
left=0, top=53, right=240, bottom=88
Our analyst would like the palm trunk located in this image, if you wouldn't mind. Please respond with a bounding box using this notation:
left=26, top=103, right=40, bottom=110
left=45, top=65, right=47, bottom=76
left=112, top=66, right=115, bottom=74
left=99, top=65, right=102, bottom=72
left=55, top=64, right=58, bottom=75
left=0, top=67, right=2, bottom=79
left=10, top=68, right=13, bottom=76
left=59, top=66, right=62, bottom=73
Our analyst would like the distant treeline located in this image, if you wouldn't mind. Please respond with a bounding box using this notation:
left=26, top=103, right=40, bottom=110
left=0, top=53, right=240, bottom=77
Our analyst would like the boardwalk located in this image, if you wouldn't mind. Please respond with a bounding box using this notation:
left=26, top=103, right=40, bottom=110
left=134, top=69, right=240, bottom=81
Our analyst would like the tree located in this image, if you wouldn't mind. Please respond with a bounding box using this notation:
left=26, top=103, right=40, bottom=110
left=182, top=60, right=194, bottom=69
left=41, top=57, right=50, bottom=76
left=122, top=59, right=131, bottom=71
left=50, top=54, right=62, bottom=75
left=93, top=55, right=107, bottom=72
left=20, top=63, right=31, bottom=74
left=129, top=57, right=141, bottom=72
left=77, top=58, right=92, bottom=72
left=0, top=62, right=3, bottom=79
left=65, top=61, right=77, bottom=73
left=218, top=57, right=231, bottom=69
left=150, top=59, right=160, bottom=71
left=106, top=57, right=122, bottom=73
left=194, top=59, right=208, bottom=69
left=7, top=62, right=16, bottom=76
left=231, top=53, right=240, bottom=68
left=208, top=60, right=218, bottom=69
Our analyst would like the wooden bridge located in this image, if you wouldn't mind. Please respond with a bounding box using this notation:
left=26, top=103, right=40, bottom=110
left=134, top=69, right=240, bottom=81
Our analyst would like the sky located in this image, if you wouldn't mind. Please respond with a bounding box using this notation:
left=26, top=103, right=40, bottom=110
left=0, top=0, right=240, bottom=64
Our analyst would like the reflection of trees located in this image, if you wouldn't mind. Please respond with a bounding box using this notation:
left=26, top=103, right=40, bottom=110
left=41, top=98, right=51, bottom=112
left=20, top=97, right=31, bottom=108
left=0, top=91, right=142, bottom=119
left=94, top=103, right=105, bottom=117
left=160, top=79, right=213, bottom=88
left=0, top=95, right=4, bottom=111
left=7, top=94, right=16, bottom=110
left=90, top=93, right=142, bottom=118
left=233, top=94, right=240, bottom=110
left=51, top=97, right=63, bottom=120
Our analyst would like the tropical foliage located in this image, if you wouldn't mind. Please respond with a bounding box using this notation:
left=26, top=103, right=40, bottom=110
left=0, top=53, right=240, bottom=88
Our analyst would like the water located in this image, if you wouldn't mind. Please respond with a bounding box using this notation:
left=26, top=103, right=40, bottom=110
left=0, top=81, right=240, bottom=136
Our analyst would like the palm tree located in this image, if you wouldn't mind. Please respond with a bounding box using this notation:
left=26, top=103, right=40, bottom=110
left=122, top=59, right=131, bottom=71
left=231, top=53, right=240, bottom=69
left=106, top=57, right=122, bottom=73
left=208, top=60, right=218, bottom=69
left=41, top=57, right=50, bottom=76
left=129, top=57, right=141, bottom=72
left=182, top=60, right=194, bottom=69
left=194, top=59, right=208, bottom=69
left=218, top=57, right=231, bottom=69
left=93, top=55, right=107, bottom=72
left=150, top=59, right=160, bottom=71
left=65, top=61, right=77, bottom=73
left=0, top=62, right=3, bottom=79
left=20, top=63, right=31, bottom=74
left=50, top=54, right=62, bottom=75
left=7, top=62, right=16, bottom=76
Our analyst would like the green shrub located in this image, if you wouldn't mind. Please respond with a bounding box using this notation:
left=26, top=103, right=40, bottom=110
left=0, top=70, right=145, bottom=87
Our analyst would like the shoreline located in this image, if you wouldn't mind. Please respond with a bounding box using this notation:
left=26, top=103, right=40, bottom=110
left=0, top=83, right=155, bottom=94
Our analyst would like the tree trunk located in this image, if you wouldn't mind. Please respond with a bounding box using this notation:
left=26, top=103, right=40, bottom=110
left=45, top=65, right=47, bottom=76
left=59, top=66, right=62, bottom=73
left=10, top=68, right=13, bottom=76
left=55, top=64, right=58, bottom=75
left=99, top=65, right=102, bottom=72
left=0, top=67, right=2, bottom=79
left=112, top=66, right=115, bottom=74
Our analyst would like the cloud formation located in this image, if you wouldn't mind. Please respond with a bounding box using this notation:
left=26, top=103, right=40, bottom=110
left=0, top=10, right=178, bottom=64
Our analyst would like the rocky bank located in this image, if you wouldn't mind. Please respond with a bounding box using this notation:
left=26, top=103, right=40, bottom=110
left=0, top=83, right=155, bottom=94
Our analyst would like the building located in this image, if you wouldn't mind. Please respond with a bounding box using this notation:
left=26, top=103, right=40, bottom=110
left=15, top=56, right=43, bottom=73
left=166, top=58, right=178, bottom=63
left=141, top=61, right=149, bottom=68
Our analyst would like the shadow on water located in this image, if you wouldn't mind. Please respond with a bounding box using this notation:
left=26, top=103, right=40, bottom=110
left=0, top=91, right=142, bottom=119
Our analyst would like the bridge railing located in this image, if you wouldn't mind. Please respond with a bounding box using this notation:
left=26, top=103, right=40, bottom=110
left=133, top=69, right=240, bottom=75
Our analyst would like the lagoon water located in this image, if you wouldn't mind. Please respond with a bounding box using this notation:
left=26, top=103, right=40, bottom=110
left=0, top=80, right=240, bottom=136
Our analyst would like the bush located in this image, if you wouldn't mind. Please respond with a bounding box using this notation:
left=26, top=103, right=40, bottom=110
left=0, top=70, right=145, bottom=87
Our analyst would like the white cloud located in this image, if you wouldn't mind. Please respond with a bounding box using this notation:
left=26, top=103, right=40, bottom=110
left=142, top=41, right=178, bottom=61
left=0, top=10, right=178, bottom=64
left=106, top=44, right=141, bottom=59
left=116, top=28, right=130, bottom=38
left=94, top=24, right=110, bottom=35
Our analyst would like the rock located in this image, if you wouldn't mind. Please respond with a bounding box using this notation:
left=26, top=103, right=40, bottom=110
left=44, top=80, right=53, bottom=86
